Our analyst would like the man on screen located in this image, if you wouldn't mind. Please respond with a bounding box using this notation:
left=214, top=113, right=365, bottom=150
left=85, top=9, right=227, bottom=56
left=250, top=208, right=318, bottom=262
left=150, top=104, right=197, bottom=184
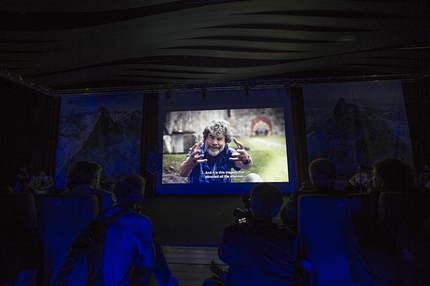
left=179, top=119, right=259, bottom=183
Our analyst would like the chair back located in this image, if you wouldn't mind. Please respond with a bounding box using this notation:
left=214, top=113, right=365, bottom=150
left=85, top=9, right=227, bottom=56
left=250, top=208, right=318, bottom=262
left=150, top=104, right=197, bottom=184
left=0, top=193, right=37, bottom=230
left=34, top=193, right=99, bottom=284
left=0, top=193, right=39, bottom=284
left=377, top=191, right=430, bottom=285
left=297, top=193, right=378, bottom=286
left=377, top=191, right=430, bottom=240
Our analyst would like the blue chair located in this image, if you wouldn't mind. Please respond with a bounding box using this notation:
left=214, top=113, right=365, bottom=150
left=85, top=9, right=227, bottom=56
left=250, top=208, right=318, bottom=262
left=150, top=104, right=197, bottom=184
left=34, top=193, right=99, bottom=284
left=0, top=193, right=39, bottom=285
left=297, top=193, right=378, bottom=286
left=377, top=191, right=430, bottom=286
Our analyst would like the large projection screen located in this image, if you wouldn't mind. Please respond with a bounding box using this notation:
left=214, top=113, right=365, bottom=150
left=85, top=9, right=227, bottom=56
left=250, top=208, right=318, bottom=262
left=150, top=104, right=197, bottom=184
left=156, top=88, right=297, bottom=195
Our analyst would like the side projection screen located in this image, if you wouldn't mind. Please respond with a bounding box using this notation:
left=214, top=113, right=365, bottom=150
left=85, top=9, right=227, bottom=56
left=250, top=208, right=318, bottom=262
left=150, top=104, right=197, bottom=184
left=156, top=88, right=297, bottom=195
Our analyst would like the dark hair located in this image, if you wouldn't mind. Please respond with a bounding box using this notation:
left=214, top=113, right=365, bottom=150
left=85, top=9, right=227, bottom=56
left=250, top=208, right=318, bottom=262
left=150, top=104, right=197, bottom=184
left=309, top=158, right=336, bottom=187
left=250, top=183, right=283, bottom=218
left=202, top=119, right=233, bottom=144
left=114, top=175, right=146, bottom=209
left=66, top=161, right=102, bottom=190
left=372, top=158, right=414, bottom=192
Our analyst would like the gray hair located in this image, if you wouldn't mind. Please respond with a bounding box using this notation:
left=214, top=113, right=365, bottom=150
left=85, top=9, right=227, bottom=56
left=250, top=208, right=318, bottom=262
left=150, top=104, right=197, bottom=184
left=308, top=158, right=336, bottom=187
left=202, top=119, right=233, bottom=144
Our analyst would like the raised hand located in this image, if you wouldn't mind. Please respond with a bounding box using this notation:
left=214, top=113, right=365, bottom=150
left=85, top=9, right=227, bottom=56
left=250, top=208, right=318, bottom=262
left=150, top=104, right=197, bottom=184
left=188, top=141, right=207, bottom=165
left=179, top=141, right=208, bottom=177
left=230, top=138, right=250, bottom=163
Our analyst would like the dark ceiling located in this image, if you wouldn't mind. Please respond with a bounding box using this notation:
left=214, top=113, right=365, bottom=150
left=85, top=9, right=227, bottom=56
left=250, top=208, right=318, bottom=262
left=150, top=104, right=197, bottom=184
left=1, top=0, right=429, bottom=93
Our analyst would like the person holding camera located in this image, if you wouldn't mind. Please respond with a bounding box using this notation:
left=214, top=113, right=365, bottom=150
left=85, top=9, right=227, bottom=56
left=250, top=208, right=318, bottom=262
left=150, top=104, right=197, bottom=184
left=202, top=183, right=299, bottom=286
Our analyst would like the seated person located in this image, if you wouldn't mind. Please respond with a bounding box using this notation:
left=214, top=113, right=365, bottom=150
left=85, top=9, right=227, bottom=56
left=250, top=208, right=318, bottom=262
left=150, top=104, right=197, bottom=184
left=26, top=176, right=42, bottom=194
left=179, top=119, right=259, bottom=183
left=26, top=170, right=55, bottom=194
left=15, top=166, right=29, bottom=193
left=52, top=175, right=178, bottom=285
left=347, top=158, right=429, bottom=285
left=280, top=158, right=339, bottom=229
left=103, top=175, right=179, bottom=286
left=418, top=164, right=430, bottom=185
left=349, top=165, right=369, bottom=193
left=202, top=183, right=299, bottom=286
left=62, top=160, right=116, bottom=212
left=368, top=158, right=415, bottom=194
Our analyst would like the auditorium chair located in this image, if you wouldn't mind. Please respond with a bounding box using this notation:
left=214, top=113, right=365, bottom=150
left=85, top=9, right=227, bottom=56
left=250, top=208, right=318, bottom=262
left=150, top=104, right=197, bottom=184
left=377, top=191, right=430, bottom=285
left=0, top=193, right=40, bottom=285
left=34, top=193, right=100, bottom=284
left=297, top=193, right=378, bottom=286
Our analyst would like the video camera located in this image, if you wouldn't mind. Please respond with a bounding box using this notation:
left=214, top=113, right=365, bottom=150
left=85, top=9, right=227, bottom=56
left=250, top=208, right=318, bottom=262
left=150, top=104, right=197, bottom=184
left=210, top=260, right=227, bottom=281
left=208, top=195, right=252, bottom=280
left=233, top=195, right=252, bottom=224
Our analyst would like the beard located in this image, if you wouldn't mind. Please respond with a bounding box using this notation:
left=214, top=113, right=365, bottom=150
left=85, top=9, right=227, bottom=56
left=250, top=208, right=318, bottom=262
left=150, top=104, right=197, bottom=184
left=206, top=145, right=225, bottom=157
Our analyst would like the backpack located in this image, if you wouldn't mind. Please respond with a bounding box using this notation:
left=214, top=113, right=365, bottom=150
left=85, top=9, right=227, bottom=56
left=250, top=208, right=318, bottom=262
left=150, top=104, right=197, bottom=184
left=51, top=207, right=127, bottom=286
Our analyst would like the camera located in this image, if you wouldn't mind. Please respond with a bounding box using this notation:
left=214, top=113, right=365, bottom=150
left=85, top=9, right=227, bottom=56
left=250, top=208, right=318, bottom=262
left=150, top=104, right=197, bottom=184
left=210, top=260, right=227, bottom=280
left=233, top=195, right=252, bottom=224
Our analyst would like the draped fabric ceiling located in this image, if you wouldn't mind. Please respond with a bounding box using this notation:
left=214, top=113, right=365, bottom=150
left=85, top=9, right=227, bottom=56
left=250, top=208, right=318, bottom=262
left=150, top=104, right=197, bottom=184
left=0, top=0, right=429, bottom=92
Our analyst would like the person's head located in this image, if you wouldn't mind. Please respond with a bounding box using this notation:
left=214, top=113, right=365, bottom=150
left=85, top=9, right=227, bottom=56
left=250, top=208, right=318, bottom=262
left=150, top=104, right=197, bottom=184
left=241, top=173, right=264, bottom=183
left=39, top=170, right=46, bottom=177
left=0, top=184, right=13, bottom=193
left=249, top=183, right=283, bottom=220
left=357, top=165, right=365, bottom=172
left=66, top=160, right=102, bottom=190
left=372, top=158, right=414, bottom=192
left=113, top=175, right=146, bottom=210
left=202, top=120, right=233, bottom=156
left=308, top=158, right=337, bottom=188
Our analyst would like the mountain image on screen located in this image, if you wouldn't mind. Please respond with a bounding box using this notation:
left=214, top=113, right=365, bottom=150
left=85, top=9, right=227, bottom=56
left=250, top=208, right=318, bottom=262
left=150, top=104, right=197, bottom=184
left=55, top=105, right=142, bottom=189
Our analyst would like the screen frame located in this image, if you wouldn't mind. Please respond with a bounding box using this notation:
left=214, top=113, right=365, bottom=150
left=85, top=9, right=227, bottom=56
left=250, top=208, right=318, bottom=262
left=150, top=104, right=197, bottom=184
left=155, top=88, right=298, bottom=195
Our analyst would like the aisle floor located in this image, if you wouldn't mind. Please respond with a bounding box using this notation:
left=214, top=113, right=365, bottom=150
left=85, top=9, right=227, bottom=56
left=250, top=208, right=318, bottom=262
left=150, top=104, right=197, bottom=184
left=149, top=246, right=225, bottom=286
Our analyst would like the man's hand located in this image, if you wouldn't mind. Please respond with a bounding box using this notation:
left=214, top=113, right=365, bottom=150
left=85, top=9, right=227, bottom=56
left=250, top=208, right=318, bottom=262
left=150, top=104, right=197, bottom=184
left=188, top=141, right=207, bottom=165
left=230, top=138, right=252, bottom=169
left=179, top=141, right=207, bottom=177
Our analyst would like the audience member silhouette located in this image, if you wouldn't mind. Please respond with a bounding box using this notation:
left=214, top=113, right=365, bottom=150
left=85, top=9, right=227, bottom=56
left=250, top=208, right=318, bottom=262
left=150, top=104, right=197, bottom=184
left=26, top=176, right=42, bottom=194
left=202, top=183, right=298, bottom=286
left=368, top=157, right=415, bottom=194
left=52, top=174, right=178, bottom=285
left=62, top=160, right=116, bottom=213
left=418, top=163, right=430, bottom=185
left=105, top=175, right=179, bottom=286
left=347, top=158, right=430, bottom=285
left=0, top=182, right=13, bottom=193
left=15, top=167, right=30, bottom=193
left=37, top=170, right=55, bottom=193
left=280, top=158, right=340, bottom=229
left=349, top=165, right=369, bottom=193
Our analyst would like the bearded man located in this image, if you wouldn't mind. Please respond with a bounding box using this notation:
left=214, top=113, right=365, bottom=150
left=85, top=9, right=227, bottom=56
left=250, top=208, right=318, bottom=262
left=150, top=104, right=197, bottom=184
left=179, top=119, right=256, bottom=183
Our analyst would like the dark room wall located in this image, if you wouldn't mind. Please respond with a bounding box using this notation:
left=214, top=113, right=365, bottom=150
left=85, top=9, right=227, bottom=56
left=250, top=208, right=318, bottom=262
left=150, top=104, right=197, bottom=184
left=403, top=78, right=430, bottom=173
left=0, top=79, right=59, bottom=188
